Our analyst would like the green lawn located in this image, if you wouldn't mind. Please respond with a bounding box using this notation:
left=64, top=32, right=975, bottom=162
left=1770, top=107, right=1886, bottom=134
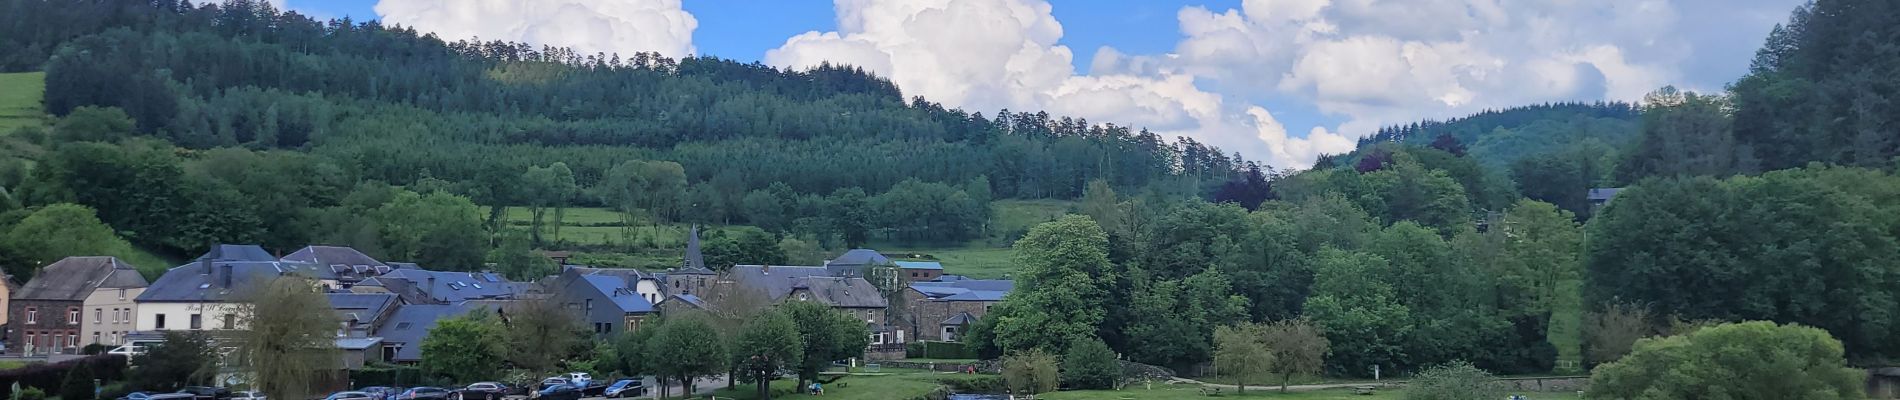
left=1041, top=385, right=1582, bottom=400
left=885, top=246, right=1017, bottom=279
left=708, top=371, right=948, bottom=400
left=988, top=199, right=1076, bottom=240
left=0, top=71, right=46, bottom=134
left=490, top=206, right=628, bottom=227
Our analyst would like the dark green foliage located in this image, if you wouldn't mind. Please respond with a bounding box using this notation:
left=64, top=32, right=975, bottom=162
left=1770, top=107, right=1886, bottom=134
left=1614, top=87, right=1749, bottom=183
left=701, top=226, right=786, bottom=270
left=129, top=331, right=216, bottom=392
left=1403, top=361, right=1501, bottom=400
left=781, top=301, right=870, bottom=387
left=1731, top=0, right=1900, bottom=171
left=1586, top=321, right=1864, bottom=400
left=1060, top=337, right=1119, bottom=390
left=0, top=355, right=124, bottom=400
left=1586, top=165, right=1900, bottom=360
left=58, top=361, right=93, bottom=400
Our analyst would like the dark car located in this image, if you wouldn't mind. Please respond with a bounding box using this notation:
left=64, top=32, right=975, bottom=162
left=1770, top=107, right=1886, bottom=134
left=450, top=382, right=513, bottom=400
left=395, top=387, right=449, bottom=400
left=601, top=380, right=643, bottom=398
left=179, top=387, right=231, bottom=400
left=530, top=385, right=580, bottom=400
left=322, top=392, right=376, bottom=400
left=117, top=391, right=155, bottom=400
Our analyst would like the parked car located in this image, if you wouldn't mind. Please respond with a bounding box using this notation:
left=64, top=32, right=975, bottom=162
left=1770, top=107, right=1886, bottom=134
left=536, top=378, right=569, bottom=389
left=357, top=386, right=400, bottom=400
left=450, top=382, right=513, bottom=400
left=395, top=387, right=450, bottom=400
left=563, top=372, right=592, bottom=387
left=322, top=392, right=376, bottom=400
left=601, top=380, right=643, bottom=398
left=117, top=392, right=155, bottom=400
left=530, top=385, right=580, bottom=400
left=228, top=391, right=265, bottom=400
left=147, top=394, right=196, bottom=400
left=179, top=386, right=231, bottom=400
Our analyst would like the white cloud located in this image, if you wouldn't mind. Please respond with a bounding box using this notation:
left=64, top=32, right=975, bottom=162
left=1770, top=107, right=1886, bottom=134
left=768, top=0, right=1352, bottom=169
left=374, top=0, right=698, bottom=58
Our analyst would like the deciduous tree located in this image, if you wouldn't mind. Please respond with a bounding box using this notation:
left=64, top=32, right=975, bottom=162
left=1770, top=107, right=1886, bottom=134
left=734, top=309, right=803, bottom=400
left=1586, top=321, right=1863, bottom=400
left=1213, top=323, right=1272, bottom=394
left=232, top=277, right=340, bottom=400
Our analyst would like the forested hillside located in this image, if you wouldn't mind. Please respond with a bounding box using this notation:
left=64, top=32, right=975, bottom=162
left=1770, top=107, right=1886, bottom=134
left=0, top=0, right=1271, bottom=275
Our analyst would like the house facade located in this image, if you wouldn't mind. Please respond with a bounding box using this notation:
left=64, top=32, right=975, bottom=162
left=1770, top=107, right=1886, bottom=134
left=548, top=269, right=656, bottom=338
left=903, top=278, right=1013, bottom=342
left=135, top=254, right=319, bottom=332
left=8, top=257, right=149, bottom=355
left=893, top=261, right=944, bottom=282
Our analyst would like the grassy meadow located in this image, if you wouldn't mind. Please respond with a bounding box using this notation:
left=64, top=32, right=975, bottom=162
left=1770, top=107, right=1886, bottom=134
left=0, top=72, right=46, bottom=134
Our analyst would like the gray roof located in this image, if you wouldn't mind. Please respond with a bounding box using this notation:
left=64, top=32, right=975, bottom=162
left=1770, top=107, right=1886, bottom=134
left=374, top=303, right=496, bottom=362
left=940, top=291, right=1009, bottom=301
left=577, top=275, right=655, bottom=313
left=789, top=277, right=887, bottom=309
left=17, top=257, right=149, bottom=301
left=335, top=337, right=383, bottom=350
left=729, top=265, right=836, bottom=298
left=364, top=269, right=519, bottom=303
left=910, top=279, right=1014, bottom=300
left=1588, top=188, right=1624, bottom=201
left=894, top=261, right=943, bottom=270
left=675, top=225, right=713, bottom=275
left=281, top=246, right=387, bottom=272
left=828, top=249, right=890, bottom=267
left=138, top=260, right=316, bottom=302
left=663, top=293, right=706, bottom=309
left=328, top=293, right=398, bottom=325
left=941, top=312, right=976, bottom=326
left=195, top=244, right=278, bottom=262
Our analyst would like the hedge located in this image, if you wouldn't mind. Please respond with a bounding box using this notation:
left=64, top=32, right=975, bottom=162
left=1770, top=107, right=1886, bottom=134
left=347, top=365, right=438, bottom=388
left=905, top=341, right=974, bottom=359
left=0, top=355, right=128, bottom=400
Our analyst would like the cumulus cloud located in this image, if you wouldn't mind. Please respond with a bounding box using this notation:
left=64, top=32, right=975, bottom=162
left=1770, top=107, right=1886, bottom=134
left=767, top=0, right=1352, bottom=169
left=375, top=0, right=698, bottom=58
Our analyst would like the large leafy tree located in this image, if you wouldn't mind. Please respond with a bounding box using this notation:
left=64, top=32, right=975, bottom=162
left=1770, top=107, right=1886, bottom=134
left=1060, top=336, right=1119, bottom=390
left=374, top=190, right=486, bottom=269
left=733, top=309, right=803, bottom=400
left=991, top=215, right=1115, bottom=354
left=1212, top=323, right=1273, bottom=394
left=232, top=277, right=341, bottom=400
left=498, top=299, right=587, bottom=373
left=129, top=331, right=218, bottom=392
left=419, top=313, right=505, bottom=383
left=0, top=203, right=136, bottom=280
left=1586, top=321, right=1863, bottom=400
left=1303, top=249, right=1411, bottom=376
left=1261, top=319, right=1329, bottom=392
left=647, top=314, right=728, bottom=398
left=781, top=301, right=869, bottom=388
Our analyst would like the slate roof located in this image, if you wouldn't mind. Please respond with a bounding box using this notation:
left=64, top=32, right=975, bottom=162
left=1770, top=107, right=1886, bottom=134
left=195, top=244, right=278, bottom=262
left=663, top=293, right=707, bottom=309
left=138, top=260, right=315, bottom=302
left=360, top=269, right=518, bottom=303
left=328, top=293, right=399, bottom=325
left=281, top=246, right=389, bottom=278
left=829, top=249, right=890, bottom=266
left=1588, top=188, right=1624, bottom=201
left=729, top=265, right=835, bottom=298
left=893, top=261, right=943, bottom=270
left=673, top=225, right=714, bottom=275
left=910, top=279, right=1014, bottom=302
left=941, top=312, right=976, bottom=326
left=335, top=337, right=383, bottom=350
left=578, top=275, right=655, bottom=313
left=788, top=277, right=887, bottom=309
left=374, top=303, right=495, bottom=362
left=16, top=257, right=149, bottom=301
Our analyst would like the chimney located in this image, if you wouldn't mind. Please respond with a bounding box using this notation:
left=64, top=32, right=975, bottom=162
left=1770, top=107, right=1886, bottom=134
left=201, top=258, right=212, bottom=275
left=221, top=264, right=233, bottom=288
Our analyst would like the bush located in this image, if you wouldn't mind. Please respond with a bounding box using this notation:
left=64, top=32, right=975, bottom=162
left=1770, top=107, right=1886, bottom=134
left=13, top=387, right=46, bottom=400
left=1060, top=338, right=1119, bottom=390
left=80, top=344, right=108, bottom=356
left=1404, top=361, right=1500, bottom=400
left=1001, top=350, right=1058, bottom=395
left=60, top=363, right=95, bottom=400
left=0, top=355, right=126, bottom=400
left=1585, top=321, right=1863, bottom=399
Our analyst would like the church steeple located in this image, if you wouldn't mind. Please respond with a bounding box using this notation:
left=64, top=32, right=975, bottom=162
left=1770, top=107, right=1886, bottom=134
left=678, top=224, right=711, bottom=275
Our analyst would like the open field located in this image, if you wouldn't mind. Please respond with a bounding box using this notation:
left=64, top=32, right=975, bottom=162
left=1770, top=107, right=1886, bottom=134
left=492, top=200, right=1077, bottom=276
left=1040, top=385, right=1582, bottom=399
left=0, top=72, right=47, bottom=134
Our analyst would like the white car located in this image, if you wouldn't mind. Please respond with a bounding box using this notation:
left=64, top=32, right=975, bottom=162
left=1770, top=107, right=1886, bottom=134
left=229, top=391, right=266, bottom=400
left=564, top=372, right=592, bottom=387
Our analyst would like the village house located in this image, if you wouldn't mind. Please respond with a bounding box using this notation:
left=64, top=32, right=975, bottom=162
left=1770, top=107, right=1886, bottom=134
left=327, top=293, right=398, bottom=368
left=8, top=256, right=149, bottom=355
left=352, top=269, right=522, bottom=304
left=894, top=261, right=944, bottom=282
left=135, top=252, right=320, bottom=332
left=373, top=302, right=497, bottom=364
left=281, top=245, right=396, bottom=288
left=904, top=276, right=1013, bottom=342
left=545, top=268, right=657, bottom=338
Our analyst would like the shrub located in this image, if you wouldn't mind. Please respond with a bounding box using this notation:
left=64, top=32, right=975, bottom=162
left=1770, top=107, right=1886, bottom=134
left=14, top=387, right=45, bottom=400
left=60, top=363, right=95, bottom=400
left=1060, top=337, right=1119, bottom=390
left=0, top=355, right=126, bottom=399
left=80, top=344, right=108, bottom=356
left=1585, top=321, right=1863, bottom=399
left=1404, top=361, right=1500, bottom=400
left=1001, top=350, right=1058, bottom=395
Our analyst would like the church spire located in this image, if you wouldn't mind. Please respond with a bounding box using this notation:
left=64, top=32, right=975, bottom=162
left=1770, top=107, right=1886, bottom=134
left=679, top=224, right=711, bottom=274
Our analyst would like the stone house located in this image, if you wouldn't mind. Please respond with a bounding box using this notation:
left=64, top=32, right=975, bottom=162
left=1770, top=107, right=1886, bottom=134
left=546, top=269, right=656, bottom=338
left=8, top=256, right=149, bottom=355
left=903, top=277, right=1013, bottom=342
left=893, top=261, right=944, bottom=282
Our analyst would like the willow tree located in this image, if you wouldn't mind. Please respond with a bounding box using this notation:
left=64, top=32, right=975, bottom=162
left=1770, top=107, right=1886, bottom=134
left=233, top=276, right=339, bottom=400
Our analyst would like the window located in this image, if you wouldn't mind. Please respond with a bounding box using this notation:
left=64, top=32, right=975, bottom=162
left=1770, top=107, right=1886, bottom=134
left=155, top=314, right=166, bottom=329
left=223, top=314, right=235, bottom=329
left=67, top=308, right=79, bottom=324
left=190, top=314, right=202, bottom=330
left=24, top=333, right=33, bottom=352
left=95, top=308, right=102, bottom=324
left=585, top=299, right=594, bottom=311
left=25, top=307, right=36, bottom=324
left=118, top=289, right=126, bottom=301
left=92, top=332, right=100, bottom=344
left=910, top=272, right=919, bottom=278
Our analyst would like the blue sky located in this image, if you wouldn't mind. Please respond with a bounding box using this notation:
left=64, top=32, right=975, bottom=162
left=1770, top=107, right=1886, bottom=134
left=283, top=0, right=1803, bottom=168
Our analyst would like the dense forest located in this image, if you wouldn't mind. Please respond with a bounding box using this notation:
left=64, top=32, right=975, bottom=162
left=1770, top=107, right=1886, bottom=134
left=0, top=0, right=1270, bottom=270
left=3, top=0, right=1899, bottom=384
